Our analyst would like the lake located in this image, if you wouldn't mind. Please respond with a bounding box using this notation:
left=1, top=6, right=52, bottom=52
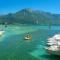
left=0, top=25, right=60, bottom=60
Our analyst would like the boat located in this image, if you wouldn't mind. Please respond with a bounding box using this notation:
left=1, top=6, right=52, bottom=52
left=24, top=33, right=32, bottom=40
left=45, top=34, right=60, bottom=55
left=0, top=30, right=5, bottom=36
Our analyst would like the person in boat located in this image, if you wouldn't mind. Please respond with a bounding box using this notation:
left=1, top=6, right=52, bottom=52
left=24, top=32, right=32, bottom=40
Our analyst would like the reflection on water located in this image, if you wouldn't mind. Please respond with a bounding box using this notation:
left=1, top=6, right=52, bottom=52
left=0, top=25, right=60, bottom=60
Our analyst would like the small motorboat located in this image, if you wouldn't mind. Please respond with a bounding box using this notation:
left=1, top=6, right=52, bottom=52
left=24, top=33, right=32, bottom=40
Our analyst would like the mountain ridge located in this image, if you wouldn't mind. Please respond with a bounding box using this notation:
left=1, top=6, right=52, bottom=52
left=0, top=8, right=60, bottom=25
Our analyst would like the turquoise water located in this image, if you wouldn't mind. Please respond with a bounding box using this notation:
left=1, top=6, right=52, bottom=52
left=0, top=25, right=60, bottom=60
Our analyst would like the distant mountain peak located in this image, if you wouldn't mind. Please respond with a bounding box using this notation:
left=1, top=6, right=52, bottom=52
left=21, top=8, right=33, bottom=13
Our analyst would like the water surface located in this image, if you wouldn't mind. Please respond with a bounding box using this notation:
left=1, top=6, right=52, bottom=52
left=0, top=25, right=60, bottom=60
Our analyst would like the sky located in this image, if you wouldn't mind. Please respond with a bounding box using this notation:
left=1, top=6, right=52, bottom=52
left=0, top=0, right=60, bottom=15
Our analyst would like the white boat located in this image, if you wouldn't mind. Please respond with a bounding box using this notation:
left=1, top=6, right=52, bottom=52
left=0, top=31, right=5, bottom=36
left=45, top=34, right=60, bottom=55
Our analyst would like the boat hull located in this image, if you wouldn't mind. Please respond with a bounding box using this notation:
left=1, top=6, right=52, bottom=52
left=46, top=49, right=60, bottom=56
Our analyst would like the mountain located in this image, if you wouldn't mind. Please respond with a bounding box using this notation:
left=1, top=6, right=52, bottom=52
left=0, top=8, right=60, bottom=25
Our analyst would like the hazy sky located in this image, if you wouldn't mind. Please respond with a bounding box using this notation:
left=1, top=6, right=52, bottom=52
left=0, top=0, right=60, bottom=15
